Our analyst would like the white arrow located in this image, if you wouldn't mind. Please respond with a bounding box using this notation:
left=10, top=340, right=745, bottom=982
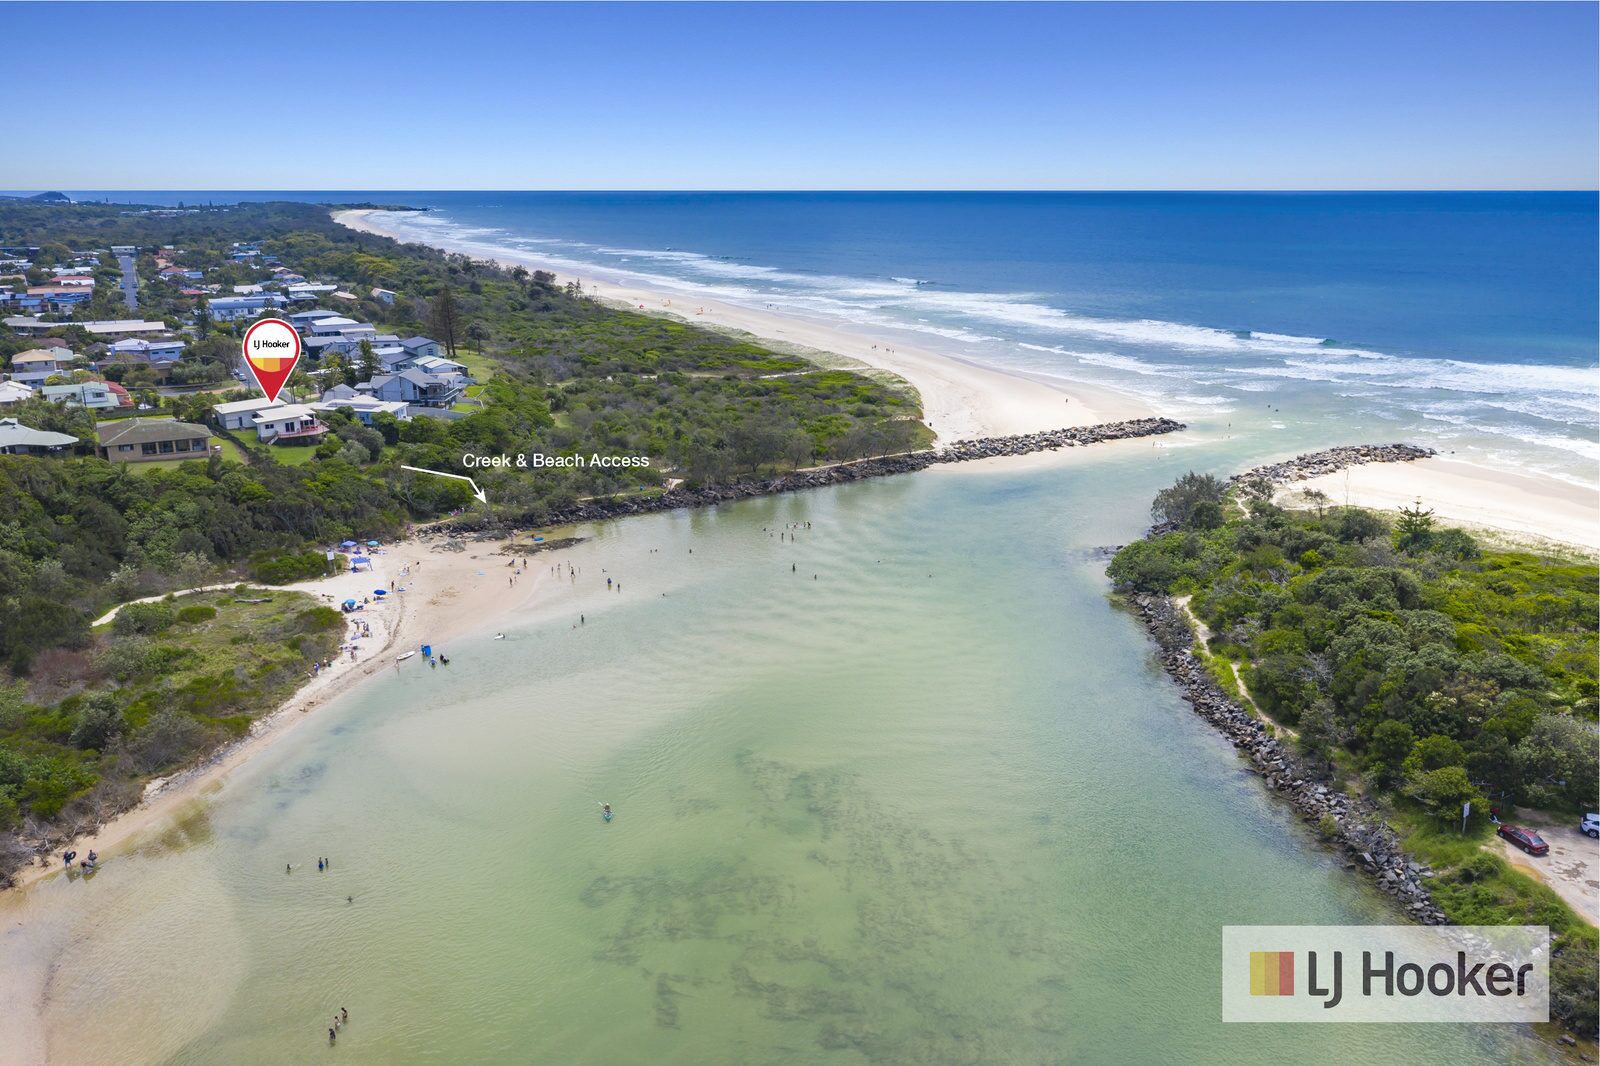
left=400, top=465, right=487, bottom=504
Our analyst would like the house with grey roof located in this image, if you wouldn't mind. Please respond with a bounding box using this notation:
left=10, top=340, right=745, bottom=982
left=96, top=418, right=214, bottom=462
left=0, top=417, right=78, bottom=456
left=359, top=368, right=462, bottom=408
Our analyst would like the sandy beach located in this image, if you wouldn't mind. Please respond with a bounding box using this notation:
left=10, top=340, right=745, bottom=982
left=0, top=531, right=562, bottom=1063
left=1277, top=457, right=1599, bottom=556
left=5, top=533, right=543, bottom=897
left=334, top=209, right=1150, bottom=442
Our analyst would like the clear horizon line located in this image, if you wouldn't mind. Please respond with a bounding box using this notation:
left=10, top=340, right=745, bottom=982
left=6, top=187, right=1599, bottom=196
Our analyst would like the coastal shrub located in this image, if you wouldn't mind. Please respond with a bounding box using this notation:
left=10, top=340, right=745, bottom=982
left=130, top=709, right=207, bottom=773
left=295, top=606, right=345, bottom=634
left=1151, top=471, right=1227, bottom=530
left=175, top=604, right=217, bottom=625
left=69, top=692, right=126, bottom=751
left=249, top=551, right=334, bottom=585
left=1512, top=714, right=1599, bottom=810
left=113, top=602, right=175, bottom=637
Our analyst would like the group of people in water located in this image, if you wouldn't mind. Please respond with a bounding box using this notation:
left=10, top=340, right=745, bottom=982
left=328, top=1006, right=349, bottom=1044
left=62, top=848, right=98, bottom=871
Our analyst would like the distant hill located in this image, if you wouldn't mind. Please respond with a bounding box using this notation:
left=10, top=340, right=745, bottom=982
left=0, top=191, right=72, bottom=203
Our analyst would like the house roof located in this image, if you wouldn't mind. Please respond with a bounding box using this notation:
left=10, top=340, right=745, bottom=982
left=213, top=397, right=283, bottom=416
left=96, top=418, right=212, bottom=447
left=0, top=381, right=33, bottom=401
left=81, top=321, right=168, bottom=335
left=400, top=336, right=437, bottom=349
left=253, top=403, right=315, bottom=423
left=0, top=417, right=78, bottom=449
left=12, top=350, right=64, bottom=365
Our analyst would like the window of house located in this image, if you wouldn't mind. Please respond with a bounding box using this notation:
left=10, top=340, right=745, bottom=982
left=159, top=440, right=174, bottom=453
left=141, top=443, right=157, bottom=455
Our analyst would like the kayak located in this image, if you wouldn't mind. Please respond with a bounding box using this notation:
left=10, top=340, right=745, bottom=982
left=396, top=651, right=415, bottom=662
left=602, top=811, right=613, bottom=823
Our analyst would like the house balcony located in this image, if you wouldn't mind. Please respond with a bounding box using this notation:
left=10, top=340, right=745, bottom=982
left=268, top=422, right=328, bottom=442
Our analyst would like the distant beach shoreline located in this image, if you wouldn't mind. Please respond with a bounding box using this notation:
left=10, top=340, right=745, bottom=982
left=334, top=208, right=1597, bottom=554
left=333, top=208, right=1152, bottom=443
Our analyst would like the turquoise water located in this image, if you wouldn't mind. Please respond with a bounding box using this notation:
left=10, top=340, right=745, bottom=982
left=4, top=446, right=1559, bottom=1063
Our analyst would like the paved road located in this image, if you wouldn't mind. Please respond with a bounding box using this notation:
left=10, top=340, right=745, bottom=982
left=117, top=254, right=138, bottom=310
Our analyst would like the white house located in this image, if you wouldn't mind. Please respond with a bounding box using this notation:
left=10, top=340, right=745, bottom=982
left=251, top=403, right=328, bottom=444
left=41, top=381, right=119, bottom=410
left=309, top=316, right=375, bottom=338
left=310, top=389, right=410, bottom=425
left=370, top=287, right=397, bottom=304
left=109, top=337, right=187, bottom=363
left=286, top=283, right=338, bottom=302
left=287, top=308, right=342, bottom=332
left=0, top=380, right=34, bottom=405
left=212, top=396, right=284, bottom=430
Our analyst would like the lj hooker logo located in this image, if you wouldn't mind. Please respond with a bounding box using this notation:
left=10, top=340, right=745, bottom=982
left=1223, top=926, right=1549, bottom=1023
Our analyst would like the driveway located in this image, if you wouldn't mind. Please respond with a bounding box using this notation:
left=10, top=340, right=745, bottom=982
left=1492, top=816, right=1600, bottom=926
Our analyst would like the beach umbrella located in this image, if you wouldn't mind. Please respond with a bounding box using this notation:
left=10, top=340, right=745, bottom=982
left=342, top=599, right=357, bottom=608
left=366, top=540, right=380, bottom=547
left=373, top=589, right=387, bottom=596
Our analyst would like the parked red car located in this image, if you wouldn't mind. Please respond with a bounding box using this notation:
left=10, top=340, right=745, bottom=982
left=1497, top=825, right=1549, bottom=856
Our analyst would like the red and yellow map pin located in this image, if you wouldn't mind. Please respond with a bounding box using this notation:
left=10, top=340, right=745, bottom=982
left=241, top=318, right=302, bottom=402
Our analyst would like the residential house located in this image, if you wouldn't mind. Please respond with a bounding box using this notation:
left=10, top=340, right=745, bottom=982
left=96, top=418, right=214, bottom=462
left=3, top=316, right=54, bottom=334
left=401, top=336, right=442, bottom=361
left=109, top=245, right=138, bottom=256
left=286, top=283, right=338, bottom=302
left=108, top=337, right=186, bottom=364
left=360, top=368, right=462, bottom=408
left=251, top=403, right=327, bottom=444
left=309, top=316, right=375, bottom=339
left=78, top=320, right=170, bottom=338
left=212, top=396, right=284, bottom=430
left=304, top=335, right=362, bottom=362
left=41, top=381, right=120, bottom=410
left=312, top=386, right=409, bottom=425
left=208, top=294, right=288, bottom=322
left=8, top=348, right=72, bottom=386
left=410, top=354, right=469, bottom=380
left=0, top=380, right=33, bottom=405
left=370, top=287, right=397, bottom=304
left=287, top=308, right=342, bottom=333
left=0, top=417, right=78, bottom=456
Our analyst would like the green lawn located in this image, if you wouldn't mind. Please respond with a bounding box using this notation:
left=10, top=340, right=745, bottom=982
left=270, top=444, right=321, bottom=466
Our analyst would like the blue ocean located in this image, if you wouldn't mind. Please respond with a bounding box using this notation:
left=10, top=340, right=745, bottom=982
left=78, top=191, right=1600, bottom=482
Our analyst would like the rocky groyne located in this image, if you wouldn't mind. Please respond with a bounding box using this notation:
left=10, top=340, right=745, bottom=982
left=447, top=417, right=1185, bottom=535
left=1128, top=592, right=1447, bottom=924
left=1232, top=442, right=1435, bottom=492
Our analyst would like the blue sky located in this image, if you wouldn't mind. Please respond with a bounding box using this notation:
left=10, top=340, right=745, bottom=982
left=7, top=2, right=1596, bottom=190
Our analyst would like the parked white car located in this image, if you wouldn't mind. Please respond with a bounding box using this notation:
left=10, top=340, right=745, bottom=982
left=1581, top=813, right=1599, bottom=839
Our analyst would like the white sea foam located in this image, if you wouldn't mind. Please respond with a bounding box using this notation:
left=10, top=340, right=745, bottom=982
left=371, top=210, right=1598, bottom=479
